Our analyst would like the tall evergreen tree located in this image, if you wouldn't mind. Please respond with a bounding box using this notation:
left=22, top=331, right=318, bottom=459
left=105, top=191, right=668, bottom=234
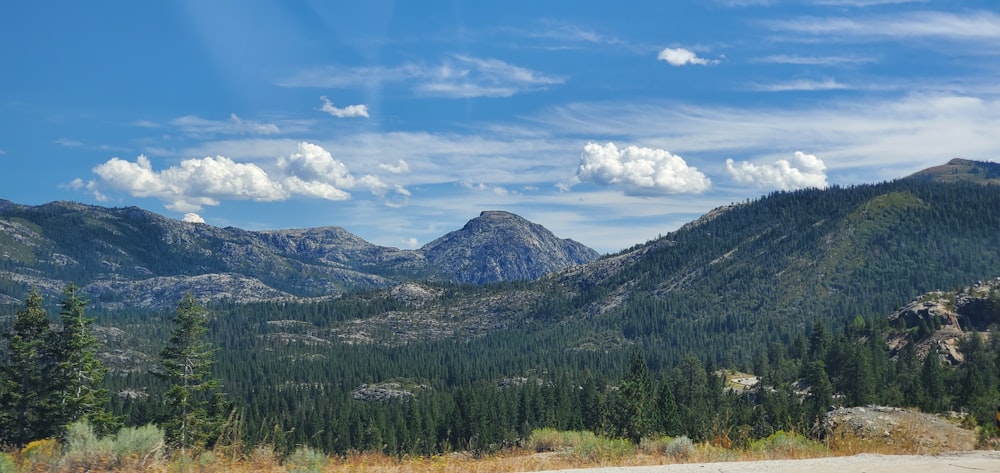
left=918, top=348, right=946, bottom=413
left=611, top=349, right=656, bottom=444
left=158, top=294, right=227, bottom=451
left=51, top=284, right=115, bottom=433
left=803, top=360, right=833, bottom=426
left=0, top=289, right=58, bottom=446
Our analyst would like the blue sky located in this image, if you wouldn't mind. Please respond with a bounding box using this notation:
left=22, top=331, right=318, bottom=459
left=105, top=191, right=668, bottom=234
left=2, top=0, right=1000, bottom=253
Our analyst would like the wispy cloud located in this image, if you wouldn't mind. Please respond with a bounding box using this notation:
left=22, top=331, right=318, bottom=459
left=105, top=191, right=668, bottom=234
left=172, top=114, right=280, bottom=136
left=535, top=92, right=1000, bottom=177
left=658, top=47, right=721, bottom=66
left=769, top=11, right=1000, bottom=41
left=754, top=54, right=876, bottom=65
left=319, top=96, right=369, bottom=118
left=751, top=78, right=850, bottom=92
left=281, top=55, right=564, bottom=98
left=54, top=138, right=84, bottom=148
left=810, top=0, right=928, bottom=6
left=511, top=19, right=630, bottom=49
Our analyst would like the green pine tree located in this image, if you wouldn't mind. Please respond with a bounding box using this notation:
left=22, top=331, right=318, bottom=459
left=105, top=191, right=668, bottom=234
left=0, top=289, right=59, bottom=446
left=803, top=360, right=833, bottom=426
left=51, top=284, right=116, bottom=434
left=612, top=349, right=656, bottom=444
left=157, top=293, right=227, bottom=452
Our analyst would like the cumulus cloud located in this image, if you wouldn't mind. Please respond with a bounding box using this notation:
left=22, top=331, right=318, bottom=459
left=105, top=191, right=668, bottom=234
left=569, top=142, right=712, bottom=195
left=319, top=96, right=369, bottom=118
left=726, top=151, right=829, bottom=190
left=182, top=213, right=206, bottom=224
left=84, top=142, right=409, bottom=214
left=658, top=47, right=720, bottom=66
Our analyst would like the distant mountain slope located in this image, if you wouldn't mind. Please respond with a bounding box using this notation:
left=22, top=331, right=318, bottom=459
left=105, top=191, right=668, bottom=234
left=907, top=158, right=1000, bottom=185
left=420, top=211, right=600, bottom=284
left=304, top=171, right=1000, bottom=365
left=0, top=201, right=598, bottom=308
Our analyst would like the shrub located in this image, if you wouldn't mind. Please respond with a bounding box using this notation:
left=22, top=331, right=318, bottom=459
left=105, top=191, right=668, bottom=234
left=249, top=445, right=281, bottom=470
left=749, top=431, right=827, bottom=459
left=113, top=423, right=165, bottom=469
left=285, top=446, right=328, bottom=473
left=0, top=454, right=15, bottom=473
left=62, top=420, right=114, bottom=470
left=664, top=436, right=695, bottom=460
left=20, top=438, right=61, bottom=471
left=526, top=428, right=566, bottom=452
left=571, top=434, right=634, bottom=464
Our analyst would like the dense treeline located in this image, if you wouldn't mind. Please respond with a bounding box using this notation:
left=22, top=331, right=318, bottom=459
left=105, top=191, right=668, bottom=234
left=100, top=303, right=1000, bottom=456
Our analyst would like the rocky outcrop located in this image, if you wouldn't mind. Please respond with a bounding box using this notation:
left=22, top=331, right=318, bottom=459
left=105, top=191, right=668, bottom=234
left=351, top=382, right=429, bottom=402
left=886, top=277, right=1000, bottom=364
left=813, top=406, right=975, bottom=452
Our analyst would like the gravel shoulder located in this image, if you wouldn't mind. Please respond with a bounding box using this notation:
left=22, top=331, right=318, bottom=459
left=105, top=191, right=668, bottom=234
left=539, top=451, right=1000, bottom=473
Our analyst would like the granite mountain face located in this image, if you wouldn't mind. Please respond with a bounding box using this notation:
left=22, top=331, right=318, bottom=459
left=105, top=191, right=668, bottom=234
left=0, top=202, right=599, bottom=309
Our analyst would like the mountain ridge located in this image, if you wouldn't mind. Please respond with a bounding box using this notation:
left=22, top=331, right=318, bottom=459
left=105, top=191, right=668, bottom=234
left=0, top=200, right=598, bottom=308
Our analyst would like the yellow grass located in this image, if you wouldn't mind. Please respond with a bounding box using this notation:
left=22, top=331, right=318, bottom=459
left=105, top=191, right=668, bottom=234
left=2, top=425, right=986, bottom=473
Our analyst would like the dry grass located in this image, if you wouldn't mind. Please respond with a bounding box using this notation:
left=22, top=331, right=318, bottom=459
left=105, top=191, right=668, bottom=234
left=2, top=423, right=988, bottom=473
left=822, top=409, right=976, bottom=456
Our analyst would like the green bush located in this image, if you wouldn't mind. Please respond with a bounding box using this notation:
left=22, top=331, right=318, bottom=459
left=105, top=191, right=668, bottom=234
left=749, top=431, right=827, bottom=458
left=285, top=446, right=328, bottom=473
left=526, top=428, right=569, bottom=452
left=113, top=423, right=165, bottom=468
left=0, top=453, right=16, bottom=473
left=571, top=434, right=634, bottom=463
left=62, top=420, right=114, bottom=470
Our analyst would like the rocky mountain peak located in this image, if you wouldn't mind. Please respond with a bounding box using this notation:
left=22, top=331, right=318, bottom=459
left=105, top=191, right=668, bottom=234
left=420, top=210, right=600, bottom=284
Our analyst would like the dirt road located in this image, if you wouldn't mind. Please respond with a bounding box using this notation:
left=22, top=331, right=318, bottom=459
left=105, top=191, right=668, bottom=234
left=539, top=451, right=1000, bottom=473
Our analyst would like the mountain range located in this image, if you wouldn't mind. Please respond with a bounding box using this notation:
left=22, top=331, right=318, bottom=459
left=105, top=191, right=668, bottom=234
left=215, top=159, right=1000, bottom=364
left=0, top=204, right=598, bottom=308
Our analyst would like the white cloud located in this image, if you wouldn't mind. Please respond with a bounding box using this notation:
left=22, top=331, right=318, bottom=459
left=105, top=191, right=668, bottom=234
left=769, top=11, right=1000, bottom=41
left=462, top=180, right=510, bottom=196
left=281, top=55, right=564, bottom=98
left=751, top=79, right=849, bottom=92
left=319, top=96, right=369, bottom=118
left=378, top=159, right=410, bottom=174
left=536, top=91, right=1000, bottom=178
left=172, top=114, right=280, bottom=135
left=570, top=142, right=712, bottom=195
left=403, top=237, right=419, bottom=249
left=754, top=54, right=875, bottom=65
left=54, top=138, right=83, bottom=147
left=84, top=142, right=409, bottom=214
left=182, top=213, right=206, bottom=224
left=810, top=0, right=929, bottom=6
left=726, top=151, right=829, bottom=190
left=657, top=47, right=720, bottom=66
